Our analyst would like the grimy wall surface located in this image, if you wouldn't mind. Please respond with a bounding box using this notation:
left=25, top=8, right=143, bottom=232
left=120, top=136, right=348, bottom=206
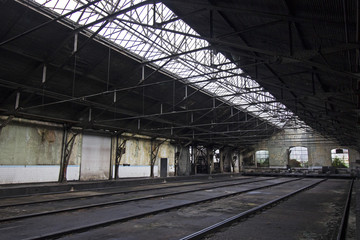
left=0, top=119, right=82, bottom=183
left=2, top=117, right=358, bottom=184
left=110, top=135, right=176, bottom=178
left=0, top=118, right=177, bottom=184
left=246, top=127, right=360, bottom=169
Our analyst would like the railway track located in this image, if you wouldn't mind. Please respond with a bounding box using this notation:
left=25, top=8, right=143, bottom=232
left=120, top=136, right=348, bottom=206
left=182, top=179, right=353, bottom=240
left=0, top=176, right=252, bottom=207
left=0, top=177, right=274, bottom=221
left=0, top=177, right=303, bottom=239
left=0, top=177, right=352, bottom=240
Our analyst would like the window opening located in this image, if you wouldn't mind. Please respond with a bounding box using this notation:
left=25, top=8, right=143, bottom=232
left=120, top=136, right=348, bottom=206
left=255, top=150, right=269, bottom=167
left=331, top=148, right=349, bottom=168
left=289, top=146, right=308, bottom=167
left=31, top=0, right=299, bottom=127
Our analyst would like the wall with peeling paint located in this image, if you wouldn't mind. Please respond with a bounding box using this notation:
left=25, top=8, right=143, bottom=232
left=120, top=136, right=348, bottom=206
left=157, top=142, right=175, bottom=176
left=0, top=121, right=81, bottom=183
left=0, top=123, right=62, bottom=165
left=0, top=119, right=186, bottom=183
left=111, top=137, right=176, bottom=178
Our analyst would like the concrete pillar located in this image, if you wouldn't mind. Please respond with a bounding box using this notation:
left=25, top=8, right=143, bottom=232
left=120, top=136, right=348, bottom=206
left=233, top=152, right=240, bottom=173
left=239, top=153, right=243, bottom=172
left=207, top=147, right=213, bottom=174
left=223, top=148, right=232, bottom=172
left=177, top=146, right=190, bottom=176
left=211, top=153, right=215, bottom=173
left=192, top=145, right=197, bottom=175
left=219, top=149, right=224, bottom=173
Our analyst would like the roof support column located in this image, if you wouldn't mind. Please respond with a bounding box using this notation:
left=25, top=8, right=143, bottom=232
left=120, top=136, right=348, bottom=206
left=219, top=147, right=225, bottom=173
left=176, top=145, right=191, bottom=176
left=114, top=136, right=127, bottom=180
left=150, top=139, right=166, bottom=177
left=58, top=126, right=78, bottom=182
left=207, top=147, right=214, bottom=175
left=0, top=91, right=20, bottom=135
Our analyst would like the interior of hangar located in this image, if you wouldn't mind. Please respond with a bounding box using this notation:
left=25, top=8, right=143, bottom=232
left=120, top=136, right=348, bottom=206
left=1, top=1, right=360, bottom=239
left=1, top=0, right=360, bottom=182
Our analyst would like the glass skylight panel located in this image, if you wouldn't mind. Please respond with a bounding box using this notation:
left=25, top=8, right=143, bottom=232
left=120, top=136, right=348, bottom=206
left=31, top=0, right=295, bottom=127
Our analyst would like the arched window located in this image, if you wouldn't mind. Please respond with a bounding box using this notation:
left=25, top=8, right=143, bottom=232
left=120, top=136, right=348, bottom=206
left=289, top=147, right=308, bottom=167
left=255, top=150, right=269, bottom=167
left=331, top=149, right=349, bottom=168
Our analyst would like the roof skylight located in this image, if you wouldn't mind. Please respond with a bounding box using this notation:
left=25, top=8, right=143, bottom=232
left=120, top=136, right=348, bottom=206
left=31, top=0, right=296, bottom=127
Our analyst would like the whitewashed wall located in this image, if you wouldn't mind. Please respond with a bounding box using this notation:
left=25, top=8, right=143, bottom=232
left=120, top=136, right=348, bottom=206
left=0, top=119, right=178, bottom=184
left=0, top=165, right=79, bottom=184
left=80, top=134, right=111, bottom=181
left=112, top=165, right=159, bottom=178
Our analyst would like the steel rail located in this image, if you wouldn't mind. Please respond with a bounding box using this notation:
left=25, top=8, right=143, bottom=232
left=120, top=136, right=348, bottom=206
left=336, top=179, right=354, bottom=240
left=179, top=178, right=327, bottom=240
left=0, top=175, right=245, bottom=200
left=0, top=177, right=278, bottom=222
left=22, top=178, right=302, bottom=240
left=0, top=176, right=253, bottom=208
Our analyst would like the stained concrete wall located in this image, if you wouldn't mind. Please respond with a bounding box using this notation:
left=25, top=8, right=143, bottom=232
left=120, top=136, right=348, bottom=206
left=0, top=123, right=62, bottom=165
left=110, top=135, right=178, bottom=178
left=0, top=118, right=181, bottom=183
left=80, top=134, right=111, bottom=181
left=247, top=127, right=360, bottom=169
left=0, top=120, right=81, bottom=183
left=158, top=142, right=176, bottom=176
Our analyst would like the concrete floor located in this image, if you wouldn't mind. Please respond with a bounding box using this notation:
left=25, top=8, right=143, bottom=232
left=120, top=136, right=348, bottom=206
left=0, top=175, right=356, bottom=239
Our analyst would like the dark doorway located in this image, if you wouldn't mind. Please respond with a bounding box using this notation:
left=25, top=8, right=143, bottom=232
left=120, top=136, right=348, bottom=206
left=160, top=158, right=168, bottom=178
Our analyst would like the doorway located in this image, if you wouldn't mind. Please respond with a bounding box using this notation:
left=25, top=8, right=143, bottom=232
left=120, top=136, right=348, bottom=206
left=160, top=158, right=168, bottom=178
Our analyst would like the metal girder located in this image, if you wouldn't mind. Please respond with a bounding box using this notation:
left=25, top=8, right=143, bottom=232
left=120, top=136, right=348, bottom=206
left=184, top=125, right=274, bottom=137
left=96, top=103, right=290, bottom=125
left=217, top=20, right=284, bottom=40
left=164, top=0, right=354, bottom=26
left=0, top=79, right=258, bottom=143
left=192, top=145, right=207, bottom=175
left=0, top=115, right=14, bottom=135
left=1, top=0, right=103, bottom=47
left=115, top=14, right=360, bottom=79
left=75, top=0, right=159, bottom=32
left=141, top=46, right=210, bottom=65
left=46, top=20, right=111, bottom=85
left=11, top=0, right=292, bottom=132
left=2, top=0, right=326, bottom=148
left=0, top=78, right=188, bottom=134
left=142, top=119, right=258, bottom=132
